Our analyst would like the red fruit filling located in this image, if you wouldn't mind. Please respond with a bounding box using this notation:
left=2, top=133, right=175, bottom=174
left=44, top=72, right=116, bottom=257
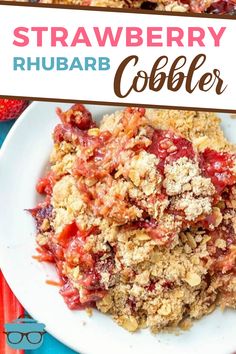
left=56, top=104, right=96, bottom=130
left=32, top=105, right=236, bottom=313
left=33, top=218, right=113, bottom=309
left=147, top=129, right=195, bottom=173
left=205, top=0, right=236, bottom=14
left=200, top=148, right=236, bottom=193
left=36, top=171, right=58, bottom=196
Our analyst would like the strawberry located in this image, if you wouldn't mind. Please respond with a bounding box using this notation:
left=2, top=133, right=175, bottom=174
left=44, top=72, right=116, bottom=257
left=0, top=99, right=29, bottom=121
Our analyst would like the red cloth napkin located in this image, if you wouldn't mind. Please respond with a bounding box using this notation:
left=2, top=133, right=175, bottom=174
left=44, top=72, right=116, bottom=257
left=0, top=271, right=24, bottom=354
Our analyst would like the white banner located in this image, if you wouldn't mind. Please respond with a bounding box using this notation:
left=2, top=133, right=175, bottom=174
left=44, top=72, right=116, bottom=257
left=0, top=4, right=235, bottom=112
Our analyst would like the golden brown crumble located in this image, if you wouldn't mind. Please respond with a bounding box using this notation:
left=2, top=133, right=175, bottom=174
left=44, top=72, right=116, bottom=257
left=32, top=106, right=236, bottom=333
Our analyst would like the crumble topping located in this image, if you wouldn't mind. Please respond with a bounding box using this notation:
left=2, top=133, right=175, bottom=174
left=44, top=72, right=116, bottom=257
left=172, top=192, right=212, bottom=221
left=163, top=157, right=215, bottom=197
left=146, top=109, right=236, bottom=152
left=31, top=104, right=236, bottom=333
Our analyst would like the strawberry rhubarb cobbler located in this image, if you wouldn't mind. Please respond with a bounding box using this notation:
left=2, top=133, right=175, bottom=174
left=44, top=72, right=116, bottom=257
left=31, top=105, right=236, bottom=332
left=38, top=0, right=236, bottom=15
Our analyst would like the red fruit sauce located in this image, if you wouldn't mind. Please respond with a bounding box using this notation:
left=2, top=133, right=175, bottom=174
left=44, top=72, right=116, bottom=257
left=200, top=148, right=236, bottom=193
left=147, top=129, right=195, bottom=173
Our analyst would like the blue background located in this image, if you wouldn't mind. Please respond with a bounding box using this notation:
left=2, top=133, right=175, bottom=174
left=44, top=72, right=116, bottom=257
left=0, top=120, right=78, bottom=354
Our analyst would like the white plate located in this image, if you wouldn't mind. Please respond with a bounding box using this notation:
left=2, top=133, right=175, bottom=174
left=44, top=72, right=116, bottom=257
left=0, top=102, right=236, bottom=354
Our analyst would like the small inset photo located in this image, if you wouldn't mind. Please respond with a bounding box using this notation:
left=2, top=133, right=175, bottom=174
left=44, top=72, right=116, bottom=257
left=40, top=0, right=236, bottom=15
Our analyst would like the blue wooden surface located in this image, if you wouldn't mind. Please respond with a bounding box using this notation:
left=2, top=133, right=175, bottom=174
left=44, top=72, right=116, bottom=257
left=0, top=120, right=78, bottom=354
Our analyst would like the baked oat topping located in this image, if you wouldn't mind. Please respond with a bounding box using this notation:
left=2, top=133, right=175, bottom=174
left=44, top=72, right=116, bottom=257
left=31, top=105, right=236, bottom=332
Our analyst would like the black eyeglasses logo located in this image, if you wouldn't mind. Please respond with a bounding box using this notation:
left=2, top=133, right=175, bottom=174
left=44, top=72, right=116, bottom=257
left=4, top=314, right=46, bottom=350
left=4, top=330, right=46, bottom=345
